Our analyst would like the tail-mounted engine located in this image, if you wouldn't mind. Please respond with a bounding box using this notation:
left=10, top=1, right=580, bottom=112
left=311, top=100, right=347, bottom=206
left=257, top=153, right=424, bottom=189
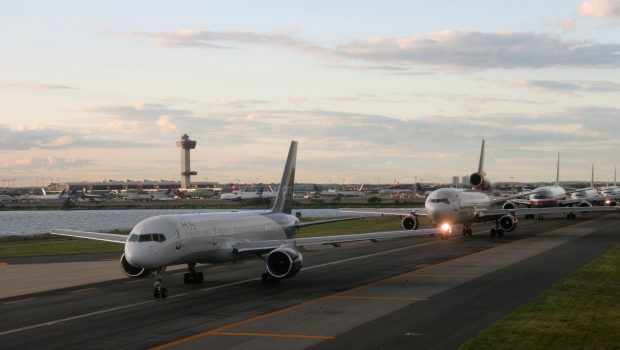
left=266, top=246, right=303, bottom=279
left=499, top=214, right=518, bottom=232
left=120, top=254, right=150, bottom=278
left=401, top=215, right=420, bottom=230
left=469, top=172, right=492, bottom=191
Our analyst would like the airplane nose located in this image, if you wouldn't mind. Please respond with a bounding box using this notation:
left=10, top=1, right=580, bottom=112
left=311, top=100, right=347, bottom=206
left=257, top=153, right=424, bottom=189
left=125, top=244, right=156, bottom=268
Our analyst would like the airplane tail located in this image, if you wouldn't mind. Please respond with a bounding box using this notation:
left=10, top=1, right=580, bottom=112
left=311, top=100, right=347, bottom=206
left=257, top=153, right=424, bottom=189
left=555, top=153, right=560, bottom=187
left=416, top=182, right=423, bottom=192
left=257, top=187, right=264, bottom=195
left=469, top=140, right=492, bottom=191
left=591, top=163, right=595, bottom=188
left=231, top=183, right=239, bottom=192
left=272, top=141, right=297, bottom=214
left=477, top=139, right=485, bottom=174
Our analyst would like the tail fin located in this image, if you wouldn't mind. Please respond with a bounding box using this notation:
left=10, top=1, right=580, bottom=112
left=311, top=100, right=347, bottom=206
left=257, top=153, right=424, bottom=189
left=231, top=183, right=239, bottom=192
left=477, top=140, right=486, bottom=174
left=555, top=153, right=560, bottom=187
left=615, top=165, right=617, bottom=187
left=272, top=141, right=297, bottom=214
left=416, top=182, right=423, bottom=192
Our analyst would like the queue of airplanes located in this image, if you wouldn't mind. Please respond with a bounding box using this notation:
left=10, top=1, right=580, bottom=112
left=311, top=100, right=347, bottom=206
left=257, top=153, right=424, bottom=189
left=50, top=140, right=620, bottom=298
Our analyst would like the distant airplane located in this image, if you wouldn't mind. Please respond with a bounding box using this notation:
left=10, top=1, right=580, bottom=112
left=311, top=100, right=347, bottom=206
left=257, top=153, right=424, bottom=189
left=52, top=141, right=448, bottom=298
left=308, top=184, right=367, bottom=198
left=343, top=140, right=619, bottom=237
left=505, top=156, right=604, bottom=217
left=600, top=166, right=619, bottom=205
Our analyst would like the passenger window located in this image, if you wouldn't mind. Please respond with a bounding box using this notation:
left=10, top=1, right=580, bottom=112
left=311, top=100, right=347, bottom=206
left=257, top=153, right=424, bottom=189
left=138, top=234, right=152, bottom=242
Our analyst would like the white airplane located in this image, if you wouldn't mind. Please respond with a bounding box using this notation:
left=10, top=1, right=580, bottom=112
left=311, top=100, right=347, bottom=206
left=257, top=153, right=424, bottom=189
left=569, top=164, right=604, bottom=205
left=600, top=166, right=619, bottom=205
left=343, top=140, right=619, bottom=238
left=51, top=141, right=448, bottom=298
left=308, top=184, right=367, bottom=198
left=219, top=184, right=268, bottom=201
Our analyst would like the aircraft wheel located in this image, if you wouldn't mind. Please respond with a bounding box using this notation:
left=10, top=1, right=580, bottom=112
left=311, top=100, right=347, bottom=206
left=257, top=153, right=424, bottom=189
left=498, top=230, right=504, bottom=237
left=490, top=229, right=496, bottom=237
left=197, top=272, right=204, bottom=283
left=462, top=229, right=467, bottom=237
left=153, top=288, right=160, bottom=298
left=160, top=287, right=168, bottom=298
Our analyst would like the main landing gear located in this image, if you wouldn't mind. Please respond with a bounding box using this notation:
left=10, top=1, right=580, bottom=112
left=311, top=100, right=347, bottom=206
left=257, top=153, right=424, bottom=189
left=566, top=213, right=577, bottom=220
left=462, top=224, right=473, bottom=237
left=183, top=262, right=204, bottom=284
left=490, top=219, right=504, bottom=237
left=153, top=267, right=168, bottom=299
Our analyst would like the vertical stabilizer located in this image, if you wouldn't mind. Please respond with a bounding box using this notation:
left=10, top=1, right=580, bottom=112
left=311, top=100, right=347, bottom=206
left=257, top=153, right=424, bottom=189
left=555, top=153, right=560, bottom=187
left=478, top=139, right=486, bottom=174
left=615, top=165, right=617, bottom=187
left=272, top=141, right=297, bottom=214
left=591, top=163, right=595, bottom=188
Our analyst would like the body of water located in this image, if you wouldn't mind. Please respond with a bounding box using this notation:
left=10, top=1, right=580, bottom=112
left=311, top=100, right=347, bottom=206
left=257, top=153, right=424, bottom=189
left=0, top=208, right=346, bottom=236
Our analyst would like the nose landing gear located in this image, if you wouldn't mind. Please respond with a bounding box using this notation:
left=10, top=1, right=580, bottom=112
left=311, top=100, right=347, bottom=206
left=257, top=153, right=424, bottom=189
left=490, top=219, right=504, bottom=237
left=152, top=267, right=168, bottom=298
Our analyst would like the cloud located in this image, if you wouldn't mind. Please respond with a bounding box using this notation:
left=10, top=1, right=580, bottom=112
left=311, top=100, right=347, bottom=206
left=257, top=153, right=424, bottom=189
left=29, top=83, right=76, bottom=90
left=6, top=156, right=92, bottom=170
left=129, top=29, right=620, bottom=70
left=578, top=0, right=620, bottom=18
left=157, top=116, right=177, bottom=132
left=510, top=79, right=620, bottom=93
left=0, top=124, right=155, bottom=150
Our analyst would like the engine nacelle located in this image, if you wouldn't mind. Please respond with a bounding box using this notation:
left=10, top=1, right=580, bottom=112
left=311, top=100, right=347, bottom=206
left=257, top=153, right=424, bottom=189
left=578, top=200, right=592, bottom=208
left=502, top=201, right=517, bottom=210
left=401, top=215, right=420, bottom=230
left=266, top=246, right=303, bottom=279
left=469, top=172, right=492, bottom=191
left=120, top=254, right=150, bottom=278
left=499, top=214, right=518, bottom=232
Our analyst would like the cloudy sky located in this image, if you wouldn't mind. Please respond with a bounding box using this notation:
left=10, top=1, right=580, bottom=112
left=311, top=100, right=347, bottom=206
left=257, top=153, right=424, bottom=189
left=2, top=0, right=620, bottom=186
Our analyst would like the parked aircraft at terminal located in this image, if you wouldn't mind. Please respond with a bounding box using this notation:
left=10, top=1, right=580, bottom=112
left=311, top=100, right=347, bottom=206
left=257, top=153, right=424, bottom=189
left=344, top=141, right=619, bottom=237
left=51, top=141, right=447, bottom=298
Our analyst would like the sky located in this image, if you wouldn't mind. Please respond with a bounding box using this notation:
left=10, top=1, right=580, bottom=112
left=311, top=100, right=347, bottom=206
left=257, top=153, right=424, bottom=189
left=1, top=0, right=620, bottom=186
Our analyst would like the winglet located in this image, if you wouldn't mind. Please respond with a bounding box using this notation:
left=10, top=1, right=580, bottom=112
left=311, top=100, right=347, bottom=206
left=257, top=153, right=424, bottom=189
left=272, top=141, right=297, bottom=214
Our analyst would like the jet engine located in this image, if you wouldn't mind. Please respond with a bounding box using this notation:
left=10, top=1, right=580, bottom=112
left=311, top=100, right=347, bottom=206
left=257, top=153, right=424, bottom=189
left=499, top=214, right=518, bottom=232
left=469, top=172, right=492, bottom=191
left=578, top=201, right=592, bottom=208
left=401, top=215, right=420, bottom=230
left=502, top=201, right=517, bottom=210
left=266, top=246, right=303, bottom=279
left=120, top=254, right=150, bottom=278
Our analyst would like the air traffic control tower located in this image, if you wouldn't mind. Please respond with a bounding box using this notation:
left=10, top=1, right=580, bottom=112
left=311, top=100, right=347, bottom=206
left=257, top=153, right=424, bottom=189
left=176, top=134, right=197, bottom=189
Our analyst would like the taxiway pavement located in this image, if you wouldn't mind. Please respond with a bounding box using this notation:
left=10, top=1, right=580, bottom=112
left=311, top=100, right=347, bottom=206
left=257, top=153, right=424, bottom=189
left=0, top=213, right=617, bottom=349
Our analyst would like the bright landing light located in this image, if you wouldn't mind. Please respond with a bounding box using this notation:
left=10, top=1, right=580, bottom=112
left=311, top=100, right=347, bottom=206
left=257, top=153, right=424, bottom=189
left=441, top=223, right=451, bottom=232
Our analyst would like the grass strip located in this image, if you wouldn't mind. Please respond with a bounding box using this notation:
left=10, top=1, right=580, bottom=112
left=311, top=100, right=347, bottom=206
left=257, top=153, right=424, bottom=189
left=460, top=244, right=620, bottom=350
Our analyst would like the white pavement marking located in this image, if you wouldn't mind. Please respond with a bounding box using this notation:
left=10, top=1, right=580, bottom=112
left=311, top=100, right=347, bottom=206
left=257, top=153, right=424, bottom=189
left=0, top=240, right=440, bottom=337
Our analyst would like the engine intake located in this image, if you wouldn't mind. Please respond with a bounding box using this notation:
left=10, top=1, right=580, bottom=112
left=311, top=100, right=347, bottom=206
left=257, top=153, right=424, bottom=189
left=266, top=246, right=303, bottom=279
left=499, top=214, right=518, bottom=232
left=401, top=215, right=420, bottom=230
left=502, top=201, right=517, bottom=210
left=469, top=172, right=492, bottom=191
left=120, top=254, right=150, bottom=278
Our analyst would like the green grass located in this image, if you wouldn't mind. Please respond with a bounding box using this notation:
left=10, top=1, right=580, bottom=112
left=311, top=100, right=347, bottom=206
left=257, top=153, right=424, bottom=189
left=460, top=244, right=620, bottom=350
left=0, top=217, right=412, bottom=258
left=0, top=231, right=127, bottom=258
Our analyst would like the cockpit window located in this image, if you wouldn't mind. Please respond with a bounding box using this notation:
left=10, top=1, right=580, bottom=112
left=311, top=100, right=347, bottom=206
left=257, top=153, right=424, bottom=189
left=128, top=234, right=139, bottom=242
left=138, top=234, right=152, bottom=242
left=153, top=233, right=166, bottom=242
left=430, top=198, right=450, bottom=204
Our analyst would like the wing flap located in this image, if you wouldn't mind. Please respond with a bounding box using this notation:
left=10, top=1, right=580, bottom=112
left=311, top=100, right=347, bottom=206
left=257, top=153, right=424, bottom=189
left=50, top=229, right=127, bottom=244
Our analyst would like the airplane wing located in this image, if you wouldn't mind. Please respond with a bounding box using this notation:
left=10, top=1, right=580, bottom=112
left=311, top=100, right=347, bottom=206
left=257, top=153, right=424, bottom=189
left=295, top=216, right=367, bottom=228
left=233, top=227, right=446, bottom=254
left=50, top=229, right=127, bottom=244
left=475, top=205, right=618, bottom=218
left=339, top=208, right=428, bottom=216
left=488, top=192, right=532, bottom=204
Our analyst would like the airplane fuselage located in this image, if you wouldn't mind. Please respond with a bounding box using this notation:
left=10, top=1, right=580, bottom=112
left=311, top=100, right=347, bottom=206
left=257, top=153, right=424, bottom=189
left=124, top=211, right=299, bottom=269
left=528, top=186, right=567, bottom=207
left=424, top=188, right=491, bottom=225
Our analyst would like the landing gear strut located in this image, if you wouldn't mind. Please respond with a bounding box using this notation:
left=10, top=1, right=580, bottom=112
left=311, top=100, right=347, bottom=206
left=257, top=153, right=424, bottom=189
left=462, top=224, right=473, bottom=237
left=566, top=213, right=577, bottom=220
left=490, top=220, right=504, bottom=237
left=183, top=262, right=204, bottom=284
left=153, top=267, right=168, bottom=298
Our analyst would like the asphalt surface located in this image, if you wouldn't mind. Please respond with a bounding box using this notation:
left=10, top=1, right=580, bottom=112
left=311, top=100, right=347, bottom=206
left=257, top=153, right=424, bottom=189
left=0, top=214, right=617, bottom=349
